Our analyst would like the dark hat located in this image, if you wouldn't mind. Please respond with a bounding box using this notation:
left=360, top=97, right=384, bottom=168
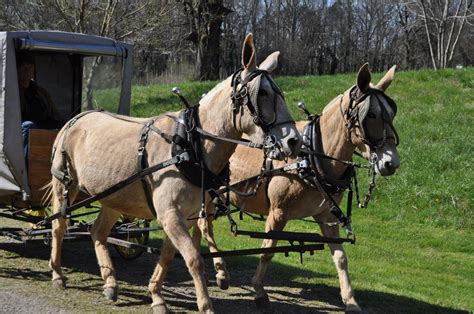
left=16, top=53, right=35, bottom=66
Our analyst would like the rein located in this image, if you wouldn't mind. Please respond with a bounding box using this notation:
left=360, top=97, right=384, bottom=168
left=166, top=116, right=264, bottom=149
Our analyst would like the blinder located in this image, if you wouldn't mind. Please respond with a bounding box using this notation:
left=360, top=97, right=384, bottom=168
left=346, top=86, right=399, bottom=149
left=231, top=68, right=291, bottom=133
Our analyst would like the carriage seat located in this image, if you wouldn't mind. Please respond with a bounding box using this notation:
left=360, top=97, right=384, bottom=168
left=27, top=128, right=89, bottom=207
left=27, top=129, right=58, bottom=206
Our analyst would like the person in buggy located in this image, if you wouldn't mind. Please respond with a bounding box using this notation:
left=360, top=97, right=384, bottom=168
left=18, top=54, right=62, bottom=157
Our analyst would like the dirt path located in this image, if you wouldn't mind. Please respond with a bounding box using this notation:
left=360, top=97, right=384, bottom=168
left=0, top=236, right=344, bottom=313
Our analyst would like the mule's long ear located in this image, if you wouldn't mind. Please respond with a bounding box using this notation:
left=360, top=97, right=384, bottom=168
left=357, top=63, right=371, bottom=93
left=259, top=51, right=280, bottom=73
left=375, top=65, right=397, bottom=91
left=242, top=33, right=256, bottom=71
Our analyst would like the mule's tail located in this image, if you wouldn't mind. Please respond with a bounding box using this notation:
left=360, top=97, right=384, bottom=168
left=41, top=180, right=54, bottom=208
left=45, top=126, right=72, bottom=214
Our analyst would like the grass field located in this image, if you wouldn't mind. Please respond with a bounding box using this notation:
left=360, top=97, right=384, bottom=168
left=31, top=67, right=474, bottom=312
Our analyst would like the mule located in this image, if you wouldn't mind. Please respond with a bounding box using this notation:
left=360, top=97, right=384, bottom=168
left=195, top=64, right=400, bottom=311
left=48, top=33, right=301, bottom=313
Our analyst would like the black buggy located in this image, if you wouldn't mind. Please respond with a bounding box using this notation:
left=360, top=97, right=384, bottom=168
left=0, top=31, right=149, bottom=259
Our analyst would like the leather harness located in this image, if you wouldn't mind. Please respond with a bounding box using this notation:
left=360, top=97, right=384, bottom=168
left=46, top=67, right=288, bottom=224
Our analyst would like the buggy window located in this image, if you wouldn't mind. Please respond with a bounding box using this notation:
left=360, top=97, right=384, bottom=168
left=20, top=53, right=82, bottom=124
left=83, top=56, right=123, bottom=113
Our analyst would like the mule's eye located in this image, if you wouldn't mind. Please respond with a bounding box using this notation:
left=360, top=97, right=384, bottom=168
left=258, top=89, right=268, bottom=97
left=367, top=112, right=376, bottom=119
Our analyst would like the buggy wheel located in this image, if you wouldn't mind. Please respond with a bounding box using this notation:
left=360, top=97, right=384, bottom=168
left=113, top=217, right=150, bottom=260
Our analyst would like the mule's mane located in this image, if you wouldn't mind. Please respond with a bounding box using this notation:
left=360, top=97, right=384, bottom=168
left=199, top=77, right=232, bottom=108
left=322, top=93, right=344, bottom=115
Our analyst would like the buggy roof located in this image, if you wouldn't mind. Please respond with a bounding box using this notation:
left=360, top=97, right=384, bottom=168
left=0, top=31, right=133, bottom=199
left=10, top=30, right=131, bottom=55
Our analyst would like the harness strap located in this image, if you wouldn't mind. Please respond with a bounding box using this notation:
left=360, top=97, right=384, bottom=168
left=164, top=113, right=264, bottom=149
left=215, top=159, right=309, bottom=197
left=37, top=152, right=190, bottom=227
left=51, top=167, right=71, bottom=183
left=304, top=170, right=351, bottom=229
left=51, top=110, right=175, bottom=187
left=137, top=119, right=158, bottom=217
left=44, top=110, right=190, bottom=226
left=51, top=110, right=106, bottom=179
left=300, top=148, right=368, bottom=168
left=50, top=110, right=106, bottom=217
left=149, top=125, right=173, bottom=143
left=99, top=111, right=175, bottom=144
left=195, top=126, right=264, bottom=149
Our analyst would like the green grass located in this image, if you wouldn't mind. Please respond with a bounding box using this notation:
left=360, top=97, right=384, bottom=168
left=93, top=67, right=473, bottom=312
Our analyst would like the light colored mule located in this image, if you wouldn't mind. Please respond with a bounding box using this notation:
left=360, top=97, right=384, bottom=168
left=48, top=33, right=301, bottom=313
left=195, top=64, right=400, bottom=312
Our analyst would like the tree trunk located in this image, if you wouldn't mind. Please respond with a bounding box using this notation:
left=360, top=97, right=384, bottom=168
left=185, top=0, right=229, bottom=81
left=420, top=0, right=438, bottom=69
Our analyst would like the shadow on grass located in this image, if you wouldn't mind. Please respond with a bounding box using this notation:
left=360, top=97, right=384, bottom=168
left=0, top=239, right=469, bottom=314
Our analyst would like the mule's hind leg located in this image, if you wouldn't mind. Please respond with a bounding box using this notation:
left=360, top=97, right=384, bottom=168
left=251, top=208, right=288, bottom=309
left=90, top=207, right=121, bottom=301
left=196, top=216, right=230, bottom=290
left=159, top=208, right=213, bottom=313
left=49, top=206, right=68, bottom=288
left=49, top=179, right=77, bottom=289
left=148, top=235, right=176, bottom=313
left=317, top=219, right=361, bottom=312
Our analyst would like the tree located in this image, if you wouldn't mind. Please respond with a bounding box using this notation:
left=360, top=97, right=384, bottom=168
left=183, top=0, right=231, bottom=80
left=51, top=0, right=172, bottom=107
left=406, top=0, right=473, bottom=69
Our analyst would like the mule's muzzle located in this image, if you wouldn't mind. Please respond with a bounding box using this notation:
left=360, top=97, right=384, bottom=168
left=285, top=133, right=302, bottom=158
left=376, top=156, right=400, bottom=176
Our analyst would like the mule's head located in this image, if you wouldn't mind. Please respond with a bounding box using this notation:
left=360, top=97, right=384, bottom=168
left=348, top=63, right=400, bottom=176
left=232, top=34, right=301, bottom=159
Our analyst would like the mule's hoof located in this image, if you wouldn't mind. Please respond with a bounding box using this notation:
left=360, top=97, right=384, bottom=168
left=216, top=277, right=229, bottom=290
left=345, top=302, right=362, bottom=313
left=103, top=286, right=118, bottom=302
left=52, top=278, right=66, bottom=290
left=151, top=302, right=169, bottom=314
left=255, top=295, right=271, bottom=310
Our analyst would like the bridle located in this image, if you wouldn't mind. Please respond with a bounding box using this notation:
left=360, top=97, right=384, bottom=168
left=230, top=68, right=294, bottom=134
left=343, top=85, right=399, bottom=153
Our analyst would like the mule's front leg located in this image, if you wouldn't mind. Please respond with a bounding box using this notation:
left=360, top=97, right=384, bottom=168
left=318, top=221, right=361, bottom=312
left=161, top=208, right=213, bottom=313
left=197, top=216, right=230, bottom=290
left=251, top=208, right=288, bottom=309
left=148, top=236, right=176, bottom=314
left=90, top=208, right=121, bottom=301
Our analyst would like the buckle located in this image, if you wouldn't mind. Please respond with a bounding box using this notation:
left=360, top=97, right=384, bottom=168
left=139, top=131, right=149, bottom=142
left=179, top=151, right=190, bottom=162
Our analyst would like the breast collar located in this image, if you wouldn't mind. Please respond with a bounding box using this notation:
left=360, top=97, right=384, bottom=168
left=301, top=117, right=352, bottom=193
